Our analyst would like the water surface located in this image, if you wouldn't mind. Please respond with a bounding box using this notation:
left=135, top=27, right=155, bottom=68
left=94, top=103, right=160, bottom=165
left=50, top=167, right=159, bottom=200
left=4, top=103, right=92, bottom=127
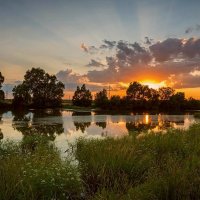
left=0, top=109, right=199, bottom=153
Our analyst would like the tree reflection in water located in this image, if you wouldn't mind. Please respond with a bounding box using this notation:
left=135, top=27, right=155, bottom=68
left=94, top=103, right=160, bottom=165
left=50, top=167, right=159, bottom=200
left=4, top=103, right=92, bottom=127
left=74, top=122, right=91, bottom=133
left=126, top=122, right=157, bottom=133
left=96, top=122, right=106, bottom=129
left=0, top=110, right=3, bottom=140
left=0, top=129, right=3, bottom=140
left=72, top=111, right=92, bottom=116
left=72, top=111, right=92, bottom=133
left=12, top=109, right=64, bottom=141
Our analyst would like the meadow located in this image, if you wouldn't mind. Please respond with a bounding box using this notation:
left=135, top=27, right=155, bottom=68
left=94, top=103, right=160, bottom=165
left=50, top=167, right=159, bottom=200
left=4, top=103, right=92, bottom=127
left=1, top=124, right=200, bottom=199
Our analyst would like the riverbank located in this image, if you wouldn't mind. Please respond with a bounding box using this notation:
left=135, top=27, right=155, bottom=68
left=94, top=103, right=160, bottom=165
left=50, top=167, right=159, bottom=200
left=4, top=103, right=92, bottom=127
left=1, top=124, right=200, bottom=199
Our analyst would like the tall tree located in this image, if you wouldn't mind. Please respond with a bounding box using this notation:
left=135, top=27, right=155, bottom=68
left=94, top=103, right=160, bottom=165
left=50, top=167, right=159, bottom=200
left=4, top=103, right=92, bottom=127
left=126, top=82, right=151, bottom=101
left=72, top=84, right=92, bottom=107
left=13, top=68, right=65, bottom=107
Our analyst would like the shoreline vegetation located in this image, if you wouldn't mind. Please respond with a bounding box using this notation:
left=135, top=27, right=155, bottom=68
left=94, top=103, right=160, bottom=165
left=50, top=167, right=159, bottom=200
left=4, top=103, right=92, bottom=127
left=0, top=68, right=200, bottom=112
left=1, top=124, right=200, bottom=199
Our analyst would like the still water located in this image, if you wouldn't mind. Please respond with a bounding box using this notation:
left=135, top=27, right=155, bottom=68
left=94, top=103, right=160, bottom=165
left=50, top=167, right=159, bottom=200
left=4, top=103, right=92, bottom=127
left=0, top=109, right=199, bottom=153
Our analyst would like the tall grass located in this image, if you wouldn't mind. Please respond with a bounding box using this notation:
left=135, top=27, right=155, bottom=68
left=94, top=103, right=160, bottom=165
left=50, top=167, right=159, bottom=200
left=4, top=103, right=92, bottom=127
left=0, top=135, right=83, bottom=200
left=76, top=124, right=200, bottom=199
left=2, top=124, right=200, bottom=199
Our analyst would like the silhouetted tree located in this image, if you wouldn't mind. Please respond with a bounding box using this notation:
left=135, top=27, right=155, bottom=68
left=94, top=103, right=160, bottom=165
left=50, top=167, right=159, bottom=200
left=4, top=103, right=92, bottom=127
left=72, top=84, right=92, bottom=107
left=94, top=89, right=109, bottom=108
left=185, top=97, right=200, bottom=110
left=127, top=82, right=150, bottom=101
left=147, top=88, right=160, bottom=109
left=169, top=92, right=185, bottom=110
left=126, top=82, right=151, bottom=109
left=0, top=72, right=5, bottom=101
left=12, top=68, right=64, bottom=107
left=12, top=83, right=31, bottom=106
left=158, top=87, right=175, bottom=100
left=110, top=95, right=121, bottom=108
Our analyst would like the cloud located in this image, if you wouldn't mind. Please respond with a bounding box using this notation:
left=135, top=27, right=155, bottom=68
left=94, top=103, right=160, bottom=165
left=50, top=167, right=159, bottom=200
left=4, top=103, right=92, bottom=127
left=85, top=38, right=200, bottom=90
left=56, top=69, right=109, bottom=92
left=100, top=40, right=116, bottom=49
left=190, top=70, right=200, bottom=76
left=86, top=59, right=105, bottom=67
left=144, top=37, right=153, bottom=45
left=185, top=27, right=193, bottom=34
left=80, top=43, right=98, bottom=54
left=149, top=38, right=182, bottom=62
left=185, top=24, right=200, bottom=34
left=80, top=43, right=88, bottom=52
left=167, top=73, right=200, bottom=89
left=182, top=38, right=200, bottom=58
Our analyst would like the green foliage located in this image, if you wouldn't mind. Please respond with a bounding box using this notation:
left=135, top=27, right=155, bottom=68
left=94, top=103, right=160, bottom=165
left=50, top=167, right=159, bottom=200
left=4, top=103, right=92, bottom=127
left=12, top=68, right=65, bottom=108
left=72, top=84, right=92, bottom=107
left=94, top=89, right=109, bottom=108
left=0, top=136, right=83, bottom=200
left=75, top=124, right=200, bottom=199
left=12, top=83, right=31, bottom=106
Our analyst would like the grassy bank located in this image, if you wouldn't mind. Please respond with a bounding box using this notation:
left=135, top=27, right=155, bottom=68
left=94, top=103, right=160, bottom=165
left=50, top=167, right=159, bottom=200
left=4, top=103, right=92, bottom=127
left=1, top=124, right=200, bottom=199
left=0, top=136, right=83, bottom=200
left=76, top=123, right=200, bottom=199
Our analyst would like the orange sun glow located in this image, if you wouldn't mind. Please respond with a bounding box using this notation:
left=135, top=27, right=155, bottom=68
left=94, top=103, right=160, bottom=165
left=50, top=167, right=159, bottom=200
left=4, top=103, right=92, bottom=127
left=140, top=80, right=166, bottom=89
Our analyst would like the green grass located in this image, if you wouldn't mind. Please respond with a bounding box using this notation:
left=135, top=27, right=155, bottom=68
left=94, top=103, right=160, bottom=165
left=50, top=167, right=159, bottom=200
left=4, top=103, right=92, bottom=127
left=0, top=135, right=83, bottom=200
left=2, top=124, right=200, bottom=199
left=76, top=123, right=200, bottom=199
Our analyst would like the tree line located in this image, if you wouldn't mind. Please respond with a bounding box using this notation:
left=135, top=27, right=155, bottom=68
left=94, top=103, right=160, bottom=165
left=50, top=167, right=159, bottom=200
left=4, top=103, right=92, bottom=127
left=0, top=68, right=64, bottom=108
left=72, top=82, right=200, bottom=111
left=0, top=67, right=200, bottom=110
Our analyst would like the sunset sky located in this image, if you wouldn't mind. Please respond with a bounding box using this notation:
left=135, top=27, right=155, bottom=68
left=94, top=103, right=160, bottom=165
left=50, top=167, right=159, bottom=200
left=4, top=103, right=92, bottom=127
left=0, top=0, right=200, bottom=98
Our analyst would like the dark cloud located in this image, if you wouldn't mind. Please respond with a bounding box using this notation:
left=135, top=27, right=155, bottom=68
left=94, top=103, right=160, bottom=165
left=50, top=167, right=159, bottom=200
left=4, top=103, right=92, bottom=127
left=85, top=38, right=200, bottom=89
left=185, top=27, right=193, bottom=34
left=86, top=59, right=105, bottom=67
left=56, top=69, right=108, bottom=92
left=149, top=38, right=182, bottom=62
left=144, top=37, right=153, bottom=45
left=168, top=73, right=200, bottom=89
left=100, top=40, right=116, bottom=49
left=183, top=38, right=200, bottom=58
left=185, top=24, right=200, bottom=34
left=116, top=41, right=151, bottom=67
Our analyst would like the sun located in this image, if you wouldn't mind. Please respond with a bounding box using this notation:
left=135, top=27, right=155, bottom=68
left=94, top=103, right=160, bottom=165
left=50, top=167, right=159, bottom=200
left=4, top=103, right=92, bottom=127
left=140, top=80, right=166, bottom=89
